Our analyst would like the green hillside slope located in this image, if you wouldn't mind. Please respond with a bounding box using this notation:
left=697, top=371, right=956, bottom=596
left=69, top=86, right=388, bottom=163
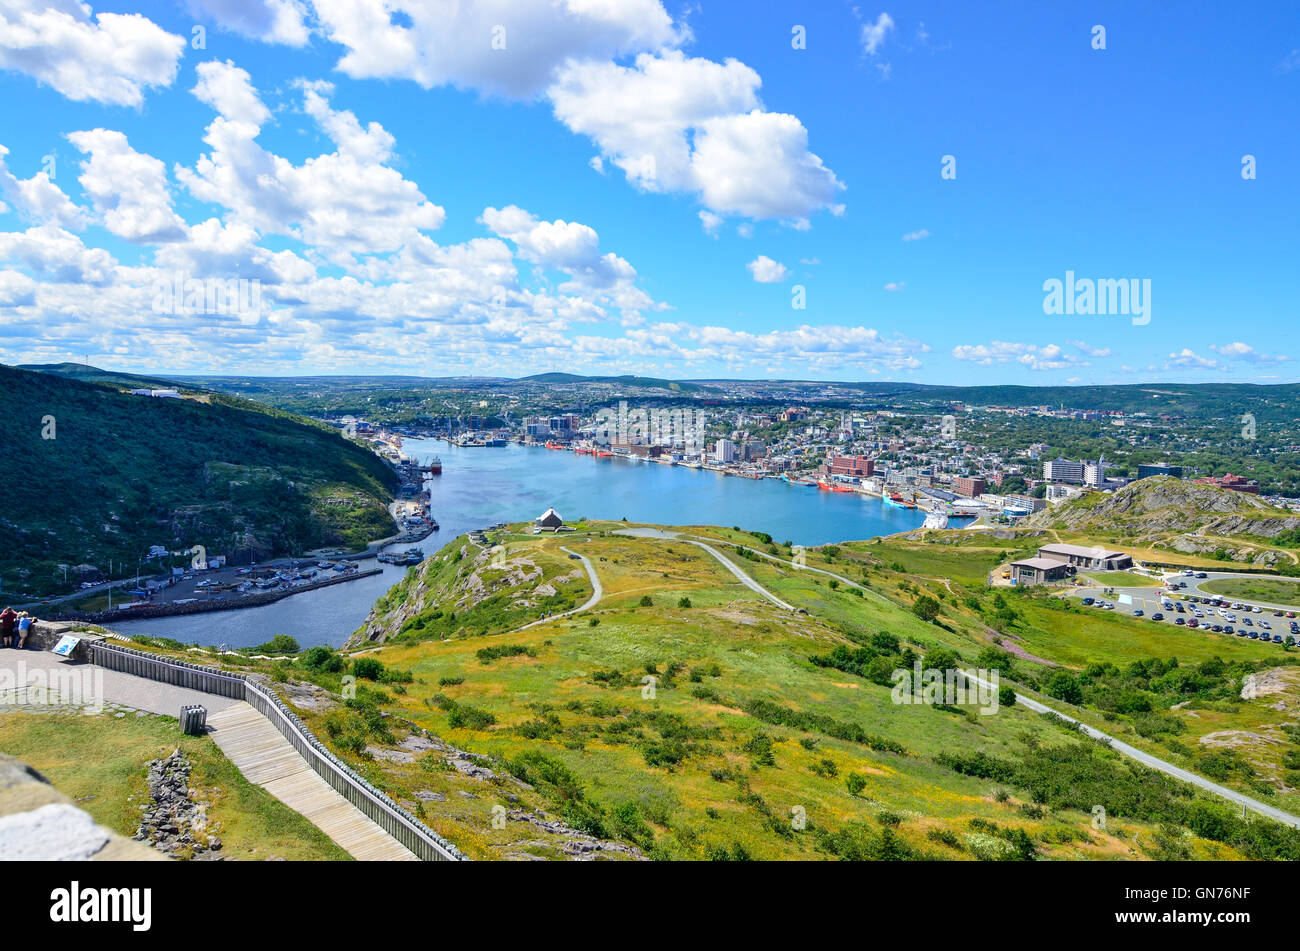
left=0, top=364, right=397, bottom=597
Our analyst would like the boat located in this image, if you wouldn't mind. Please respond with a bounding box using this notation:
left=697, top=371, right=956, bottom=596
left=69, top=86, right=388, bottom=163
left=595, top=449, right=613, bottom=457
left=884, top=492, right=917, bottom=509
left=782, top=474, right=818, bottom=487
left=923, top=511, right=950, bottom=530
left=545, top=441, right=564, bottom=450
left=427, top=456, right=442, bottom=474
left=831, top=483, right=856, bottom=493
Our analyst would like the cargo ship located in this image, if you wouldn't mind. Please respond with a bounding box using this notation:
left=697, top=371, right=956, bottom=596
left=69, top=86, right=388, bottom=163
left=427, top=455, right=442, bottom=475
left=883, top=492, right=917, bottom=509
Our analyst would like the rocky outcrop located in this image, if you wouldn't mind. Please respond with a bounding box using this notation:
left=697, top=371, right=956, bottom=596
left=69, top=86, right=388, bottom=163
left=1027, top=477, right=1298, bottom=555
left=134, top=750, right=222, bottom=859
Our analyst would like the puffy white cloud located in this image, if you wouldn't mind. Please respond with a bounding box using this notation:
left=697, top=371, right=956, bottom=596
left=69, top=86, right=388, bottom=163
left=952, top=340, right=1096, bottom=371
left=571, top=321, right=927, bottom=373
left=1068, top=340, right=1112, bottom=358
left=189, top=0, right=312, bottom=46
left=901, top=228, right=929, bottom=242
left=1165, top=348, right=1218, bottom=369
left=0, top=224, right=117, bottom=284
left=746, top=255, right=788, bottom=283
left=480, top=204, right=662, bottom=316
left=0, top=144, right=87, bottom=228
left=861, top=12, right=895, bottom=55
left=176, top=68, right=445, bottom=259
left=0, top=0, right=185, bottom=106
left=192, top=59, right=272, bottom=127
left=308, top=0, right=681, bottom=98
left=1210, top=341, right=1290, bottom=365
left=883, top=281, right=904, bottom=292
left=0, top=269, right=37, bottom=307
left=551, top=51, right=843, bottom=223
left=67, top=129, right=188, bottom=243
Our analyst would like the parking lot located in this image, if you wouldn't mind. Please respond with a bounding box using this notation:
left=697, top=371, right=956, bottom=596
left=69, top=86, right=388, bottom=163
left=1067, top=568, right=1300, bottom=648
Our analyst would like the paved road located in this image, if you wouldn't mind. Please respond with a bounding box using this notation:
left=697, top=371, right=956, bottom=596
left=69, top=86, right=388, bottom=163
left=614, top=528, right=795, bottom=611
left=960, top=670, right=1300, bottom=829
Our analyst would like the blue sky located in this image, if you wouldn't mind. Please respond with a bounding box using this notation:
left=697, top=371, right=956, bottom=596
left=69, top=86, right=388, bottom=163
left=0, top=0, right=1296, bottom=383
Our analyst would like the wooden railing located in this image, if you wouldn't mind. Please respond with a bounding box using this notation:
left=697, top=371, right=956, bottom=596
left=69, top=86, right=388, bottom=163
left=86, top=641, right=464, bottom=862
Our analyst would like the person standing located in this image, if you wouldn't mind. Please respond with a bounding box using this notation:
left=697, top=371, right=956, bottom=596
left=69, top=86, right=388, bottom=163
left=0, top=606, right=16, bottom=647
left=15, top=612, right=34, bottom=648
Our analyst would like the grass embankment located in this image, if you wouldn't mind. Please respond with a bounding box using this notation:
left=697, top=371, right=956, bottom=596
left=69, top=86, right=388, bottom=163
left=1202, top=577, right=1300, bottom=607
left=0, top=712, right=348, bottom=860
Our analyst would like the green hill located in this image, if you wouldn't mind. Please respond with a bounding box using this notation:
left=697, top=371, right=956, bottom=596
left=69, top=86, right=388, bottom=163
left=18, top=362, right=200, bottom=393
left=0, top=364, right=397, bottom=598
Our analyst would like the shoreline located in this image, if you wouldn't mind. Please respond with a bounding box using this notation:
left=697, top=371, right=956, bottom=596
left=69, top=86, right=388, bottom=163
left=45, top=567, right=385, bottom=624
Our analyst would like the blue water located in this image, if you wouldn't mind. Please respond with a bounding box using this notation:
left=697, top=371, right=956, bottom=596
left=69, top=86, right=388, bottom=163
left=114, top=439, right=931, bottom=648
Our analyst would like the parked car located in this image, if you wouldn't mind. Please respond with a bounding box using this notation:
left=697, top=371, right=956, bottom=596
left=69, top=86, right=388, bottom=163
left=1175, top=617, right=1186, bottom=625
left=1151, top=612, right=1164, bottom=621
left=1133, top=609, right=1144, bottom=617
left=1196, top=572, right=1208, bottom=578
left=1082, top=597, right=1095, bottom=605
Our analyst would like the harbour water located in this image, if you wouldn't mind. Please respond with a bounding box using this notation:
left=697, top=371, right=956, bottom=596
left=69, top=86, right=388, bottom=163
left=113, top=439, right=934, bottom=648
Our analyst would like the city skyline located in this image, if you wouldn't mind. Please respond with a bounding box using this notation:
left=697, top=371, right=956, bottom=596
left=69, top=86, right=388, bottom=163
left=0, top=1, right=1296, bottom=383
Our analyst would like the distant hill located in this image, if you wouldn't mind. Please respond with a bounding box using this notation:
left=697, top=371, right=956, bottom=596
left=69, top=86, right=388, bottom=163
left=1027, top=477, right=1300, bottom=565
left=0, top=364, right=397, bottom=597
left=19, top=362, right=199, bottom=393
left=513, top=372, right=713, bottom=393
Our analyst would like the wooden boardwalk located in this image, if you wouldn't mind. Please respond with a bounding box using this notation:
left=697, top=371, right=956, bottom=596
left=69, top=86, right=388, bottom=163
left=206, top=702, right=417, bottom=861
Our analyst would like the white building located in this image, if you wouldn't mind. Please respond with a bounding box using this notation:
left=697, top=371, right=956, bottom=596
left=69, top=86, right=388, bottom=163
left=1043, top=458, right=1085, bottom=483
left=714, top=439, right=736, bottom=463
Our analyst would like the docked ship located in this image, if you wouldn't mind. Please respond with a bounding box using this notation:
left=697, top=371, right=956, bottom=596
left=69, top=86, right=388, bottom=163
left=378, top=547, right=425, bottom=566
left=883, top=492, right=916, bottom=509
left=427, top=455, right=442, bottom=475
left=782, top=474, right=817, bottom=487
left=922, top=510, right=950, bottom=530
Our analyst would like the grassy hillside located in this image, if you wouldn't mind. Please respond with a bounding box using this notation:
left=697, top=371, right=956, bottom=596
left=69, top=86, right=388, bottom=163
left=119, top=519, right=1300, bottom=861
left=0, top=364, right=397, bottom=597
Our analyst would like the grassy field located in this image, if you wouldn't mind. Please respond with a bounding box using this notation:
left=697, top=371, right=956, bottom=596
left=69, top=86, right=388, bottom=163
left=1202, top=576, right=1300, bottom=607
left=0, top=712, right=348, bottom=861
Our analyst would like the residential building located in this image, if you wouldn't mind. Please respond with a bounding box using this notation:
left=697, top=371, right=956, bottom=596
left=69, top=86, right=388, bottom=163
left=1043, top=458, right=1085, bottom=483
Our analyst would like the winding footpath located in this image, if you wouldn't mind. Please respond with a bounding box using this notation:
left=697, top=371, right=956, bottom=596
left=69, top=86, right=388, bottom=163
left=509, top=545, right=604, bottom=633
left=614, top=528, right=794, bottom=611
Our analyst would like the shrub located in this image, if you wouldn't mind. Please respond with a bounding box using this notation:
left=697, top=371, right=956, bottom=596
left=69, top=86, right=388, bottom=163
left=352, top=657, right=384, bottom=681
left=845, top=773, right=867, bottom=797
